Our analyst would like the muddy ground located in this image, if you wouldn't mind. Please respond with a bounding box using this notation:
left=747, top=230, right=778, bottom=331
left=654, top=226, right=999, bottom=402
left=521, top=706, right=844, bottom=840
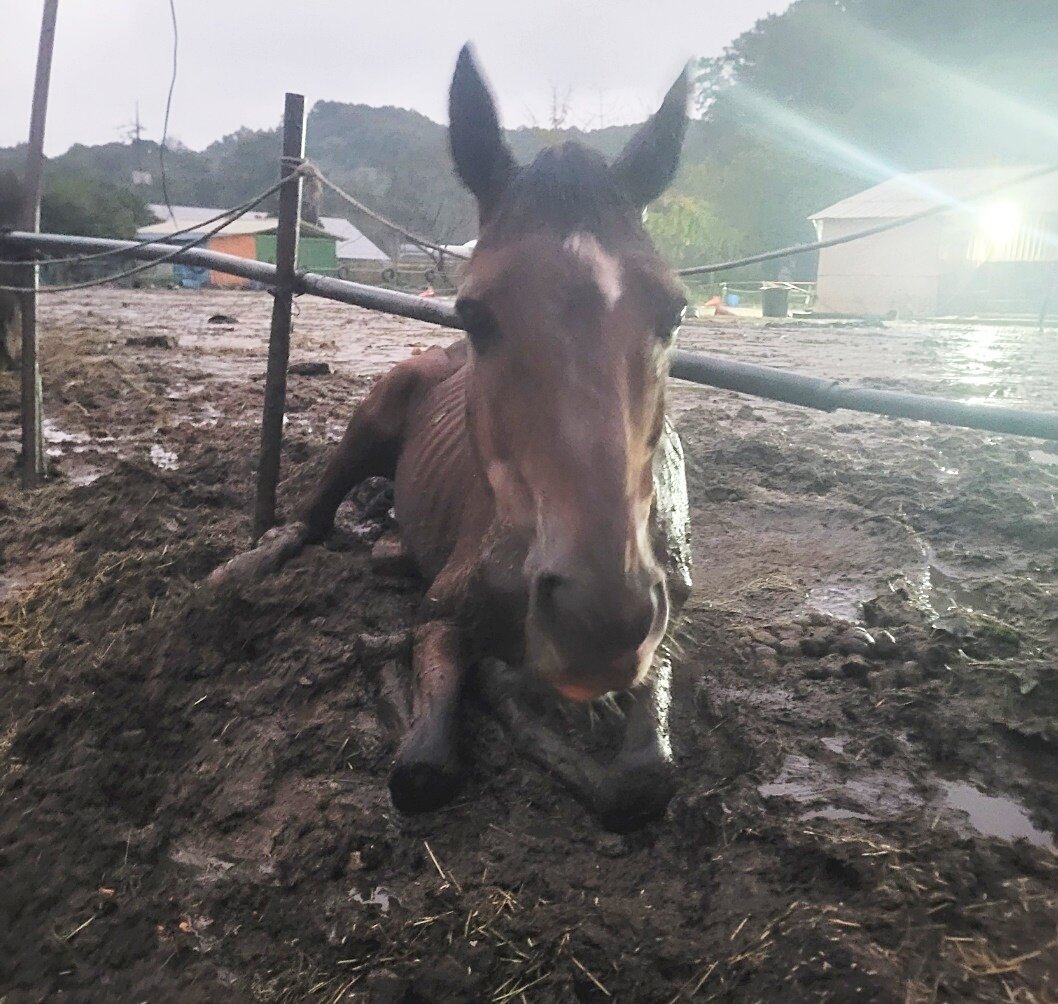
left=1, top=288, right=1056, bottom=1003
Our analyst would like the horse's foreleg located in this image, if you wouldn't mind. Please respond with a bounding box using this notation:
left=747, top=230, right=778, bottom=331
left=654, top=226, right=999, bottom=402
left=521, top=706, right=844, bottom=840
left=207, top=363, right=420, bottom=590
left=205, top=520, right=313, bottom=590
left=592, top=657, right=677, bottom=832
left=299, top=365, right=421, bottom=541
left=476, top=657, right=605, bottom=801
left=475, top=657, right=675, bottom=831
left=388, top=619, right=466, bottom=813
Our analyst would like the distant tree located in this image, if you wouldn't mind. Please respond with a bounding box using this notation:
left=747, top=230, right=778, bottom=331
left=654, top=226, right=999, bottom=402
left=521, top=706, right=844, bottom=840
left=40, top=175, right=151, bottom=238
left=0, top=171, right=150, bottom=367
left=644, top=194, right=740, bottom=269
left=690, top=0, right=1058, bottom=275
left=523, top=86, right=575, bottom=147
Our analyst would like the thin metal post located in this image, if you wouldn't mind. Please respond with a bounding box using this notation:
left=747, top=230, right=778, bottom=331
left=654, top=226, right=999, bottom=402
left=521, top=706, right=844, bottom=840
left=253, top=92, right=305, bottom=540
left=19, top=0, right=59, bottom=488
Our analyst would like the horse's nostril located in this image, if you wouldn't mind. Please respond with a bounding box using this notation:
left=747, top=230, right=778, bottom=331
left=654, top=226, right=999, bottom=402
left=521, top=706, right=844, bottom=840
left=536, top=573, right=565, bottom=604
left=533, top=567, right=567, bottom=613
left=626, top=590, right=657, bottom=648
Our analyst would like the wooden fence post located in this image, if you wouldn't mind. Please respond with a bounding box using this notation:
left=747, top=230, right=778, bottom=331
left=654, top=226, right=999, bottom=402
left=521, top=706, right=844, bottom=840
left=253, top=92, right=305, bottom=541
left=19, top=0, right=59, bottom=489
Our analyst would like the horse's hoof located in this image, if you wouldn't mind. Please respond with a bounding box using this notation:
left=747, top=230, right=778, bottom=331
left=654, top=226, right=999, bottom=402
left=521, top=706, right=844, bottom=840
left=388, top=758, right=462, bottom=814
left=593, top=761, right=677, bottom=833
left=205, top=521, right=308, bottom=590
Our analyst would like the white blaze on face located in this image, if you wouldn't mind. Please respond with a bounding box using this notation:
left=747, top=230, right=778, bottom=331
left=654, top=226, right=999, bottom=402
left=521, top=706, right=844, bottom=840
left=563, top=232, right=622, bottom=309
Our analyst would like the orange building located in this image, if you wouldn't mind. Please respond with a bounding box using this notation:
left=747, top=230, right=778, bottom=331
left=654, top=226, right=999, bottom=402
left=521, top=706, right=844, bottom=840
left=206, top=231, right=259, bottom=287
left=137, top=206, right=338, bottom=288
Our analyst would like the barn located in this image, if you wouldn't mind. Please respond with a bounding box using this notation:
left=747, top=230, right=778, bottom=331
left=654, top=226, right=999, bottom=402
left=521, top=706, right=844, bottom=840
left=138, top=205, right=340, bottom=288
left=810, top=167, right=1058, bottom=318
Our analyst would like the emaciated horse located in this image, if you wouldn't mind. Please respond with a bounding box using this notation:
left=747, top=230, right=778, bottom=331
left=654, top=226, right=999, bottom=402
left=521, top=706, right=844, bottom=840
left=212, top=46, right=693, bottom=831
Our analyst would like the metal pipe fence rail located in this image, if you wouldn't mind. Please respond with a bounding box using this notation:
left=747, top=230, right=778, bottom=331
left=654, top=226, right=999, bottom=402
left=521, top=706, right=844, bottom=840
left=3, top=228, right=1058, bottom=443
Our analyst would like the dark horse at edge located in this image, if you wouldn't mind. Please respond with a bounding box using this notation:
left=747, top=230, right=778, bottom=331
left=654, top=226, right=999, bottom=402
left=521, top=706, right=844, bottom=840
left=212, top=46, right=693, bottom=832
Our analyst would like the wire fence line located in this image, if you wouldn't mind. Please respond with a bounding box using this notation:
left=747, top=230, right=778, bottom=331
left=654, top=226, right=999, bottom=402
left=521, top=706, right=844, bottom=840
left=0, top=156, right=461, bottom=282
left=0, top=172, right=303, bottom=269
left=306, top=159, right=1058, bottom=279
left=0, top=218, right=242, bottom=294
left=303, top=158, right=1058, bottom=278
left=157, top=0, right=180, bottom=227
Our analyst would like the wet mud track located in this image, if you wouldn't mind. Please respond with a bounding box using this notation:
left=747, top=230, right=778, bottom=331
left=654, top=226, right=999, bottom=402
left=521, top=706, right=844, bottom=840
left=1, top=290, right=1056, bottom=1002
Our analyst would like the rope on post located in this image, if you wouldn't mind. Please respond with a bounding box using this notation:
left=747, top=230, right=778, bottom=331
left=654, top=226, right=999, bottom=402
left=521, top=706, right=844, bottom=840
left=298, top=162, right=470, bottom=263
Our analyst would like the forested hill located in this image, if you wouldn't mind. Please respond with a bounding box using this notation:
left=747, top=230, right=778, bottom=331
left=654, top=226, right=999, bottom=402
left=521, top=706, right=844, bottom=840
left=3, top=0, right=1056, bottom=274
left=0, top=105, right=660, bottom=257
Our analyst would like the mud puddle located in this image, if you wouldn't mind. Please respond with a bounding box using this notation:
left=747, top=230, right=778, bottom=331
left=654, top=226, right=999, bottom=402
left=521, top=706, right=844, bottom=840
left=927, top=563, right=993, bottom=617
left=759, top=753, right=1055, bottom=849
left=940, top=781, right=1055, bottom=848
left=351, top=886, right=395, bottom=912
left=149, top=444, right=179, bottom=470
left=806, top=580, right=876, bottom=621
left=1029, top=448, right=1058, bottom=466
left=758, top=752, right=920, bottom=821
left=11, top=419, right=184, bottom=480
left=809, top=537, right=1015, bottom=632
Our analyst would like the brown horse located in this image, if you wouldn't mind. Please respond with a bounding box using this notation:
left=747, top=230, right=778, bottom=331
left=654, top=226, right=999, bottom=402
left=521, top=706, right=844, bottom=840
left=0, top=170, right=22, bottom=370
left=213, top=46, right=692, bottom=830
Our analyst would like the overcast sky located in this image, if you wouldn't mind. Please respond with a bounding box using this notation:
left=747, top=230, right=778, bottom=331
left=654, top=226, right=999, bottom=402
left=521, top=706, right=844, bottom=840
left=1, top=1, right=788, bottom=155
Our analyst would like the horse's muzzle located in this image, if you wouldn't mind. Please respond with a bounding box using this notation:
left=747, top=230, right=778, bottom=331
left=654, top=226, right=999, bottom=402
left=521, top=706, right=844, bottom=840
left=530, top=571, right=669, bottom=701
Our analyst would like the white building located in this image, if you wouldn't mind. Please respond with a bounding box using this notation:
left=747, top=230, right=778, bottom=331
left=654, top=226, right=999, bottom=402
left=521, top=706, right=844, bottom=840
left=810, top=167, right=1058, bottom=317
left=318, top=216, right=389, bottom=265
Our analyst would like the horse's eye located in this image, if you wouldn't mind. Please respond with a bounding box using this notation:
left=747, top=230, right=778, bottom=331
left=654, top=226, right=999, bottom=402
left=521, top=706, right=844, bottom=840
left=657, top=302, right=687, bottom=344
left=456, top=298, right=501, bottom=352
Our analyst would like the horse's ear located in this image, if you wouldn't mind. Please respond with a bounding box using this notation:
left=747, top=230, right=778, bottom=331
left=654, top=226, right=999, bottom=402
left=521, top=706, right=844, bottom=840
left=449, top=44, right=517, bottom=220
left=611, top=68, right=689, bottom=208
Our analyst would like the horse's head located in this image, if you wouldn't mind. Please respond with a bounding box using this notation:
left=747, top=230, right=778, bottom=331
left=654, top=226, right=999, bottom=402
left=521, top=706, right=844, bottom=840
left=449, top=46, right=688, bottom=702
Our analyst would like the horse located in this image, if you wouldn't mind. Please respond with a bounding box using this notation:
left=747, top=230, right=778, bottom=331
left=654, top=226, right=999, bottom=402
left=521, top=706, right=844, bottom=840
left=0, top=170, right=22, bottom=370
left=212, top=46, right=693, bottom=831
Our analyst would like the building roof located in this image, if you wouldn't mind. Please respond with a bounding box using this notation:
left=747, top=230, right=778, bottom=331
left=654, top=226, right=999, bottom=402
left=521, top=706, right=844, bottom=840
left=398, top=242, right=434, bottom=261
left=443, top=239, right=476, bottom=256
left=810, top=167, right=1058, bottom=220
left=138, top=204, right=335, bottom=240
left=394, top=239, right=475, bottom=263
left=318, top=216, right=389, bottom=262
left=139, top=216, right=279, bottom=237
left=146, top=204, right=269, bottom=226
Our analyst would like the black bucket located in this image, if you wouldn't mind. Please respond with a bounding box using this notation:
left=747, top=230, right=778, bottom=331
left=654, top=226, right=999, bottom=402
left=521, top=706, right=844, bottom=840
left=761, top=286, right=790, bottom=318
